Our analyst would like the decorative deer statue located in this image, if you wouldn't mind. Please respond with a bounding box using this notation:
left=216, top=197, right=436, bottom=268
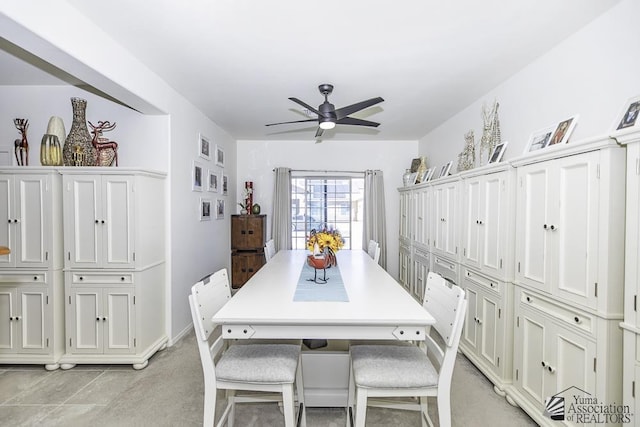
left=13, top=118, right=29, bottom=166
left=88, top=120, right=119, bottom=166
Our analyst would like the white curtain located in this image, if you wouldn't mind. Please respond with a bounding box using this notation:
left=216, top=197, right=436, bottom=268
left=362, top=170, right=387, bottom=269
left=272, top=167, right=292, bottom=251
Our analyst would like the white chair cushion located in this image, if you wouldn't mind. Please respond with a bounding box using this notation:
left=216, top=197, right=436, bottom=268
left=216, top=344, right=300, bottom=384
left=350, top=345, right=438, bottom=388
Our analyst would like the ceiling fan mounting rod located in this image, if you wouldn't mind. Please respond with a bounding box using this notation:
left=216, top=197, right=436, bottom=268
left=318, top=83, right=334, bottom=99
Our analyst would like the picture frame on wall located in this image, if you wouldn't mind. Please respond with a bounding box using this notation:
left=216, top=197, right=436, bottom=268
left=222, top=175, right=228, bottom=195
left=192, top=161, right=204, bottom=191
left=612, top=95, right=640, bottom=133
left=489, top=141, right=508, bottom=163
left=198, top=133, right=211, bottom=160
left=200, top=198, right=211, bottom=221
left=207, top=169, right=218, bottom=192
left=215, top=145, right=225, bottom=167
left=547, top=115, right=579, bottom=147
left=216, top=199, right=225, bottom=219
left=524, top=126, right=554, bottom=154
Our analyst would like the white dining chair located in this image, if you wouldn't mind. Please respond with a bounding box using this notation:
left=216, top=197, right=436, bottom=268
left=366, top=240, right=380, bottom=264
left=347, top=271, right=467, bottom=427
left=189, top=268, right=306, bottom=427
left=264, top=238, right=276, bottom=262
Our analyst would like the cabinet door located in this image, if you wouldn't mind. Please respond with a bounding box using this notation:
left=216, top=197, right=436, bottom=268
left=0, top=288, right=16, bottom=352
left=514, top=306, right=548, bottom=405
left=65, top=176, right=101, bottom=268
left=552, top=152, right=599, bottom=308
left=412, top=253, right=429, bottom=302
left=462, top=177, right=482, bottom=268
left=244, top=253, right=265, bottom=283
left=433, top=182, right=458, bottom=259
left=15, top=175, right=49, bottom=268
left=103, top=287, right=134, bottom=354
left=102, top=176, right=134, bottom=268
left=243, top=216, right=265, bottom=249
left=398, top=243, right=411, bottom=292
left=415, top=187, right=431, bottom=247
left=480, top=173, right=506, bottom=277
left=515, top=163, right=552, bottom=293
left=462, top=285, right=479, bottom=352
left=17, top=286, right=47, bottom=353
left=0, top=176, right=13, bottom=267
left=478, top=291, right=501, bottom=373
left=398, top=191, right=411, bottom=240
left=68, top=287, right=102, bottom=353
left=548, top=324, right=596, bottom=402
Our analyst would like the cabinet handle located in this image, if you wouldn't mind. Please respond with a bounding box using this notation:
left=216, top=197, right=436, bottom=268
left=14, top=316, right=20, bottom=320
left=526, top=296, right=532, bottom=303
left=33, top=276, right=38, bottom=281
left=103, top=317, right=107, bottom=321
left=241, top=230, right=246, bottom=234
left=9, top=316, right=14, bottom=320
left=550, top=225, right=556, bottom=230
left=490, top=283, right=495, bottom=288
left=547, top=365, right=556, bottom=374
left=7, top=219, right=10, bottom=223
left=478, top=220, right=483, bottom=225
left=543, top=224, right=548, bottom=229
left=79, top=276, right=84, bottom=281
left=96, top=317, right=101, bottom=321
left=574, top=316, right=582, bottom=324
left=101, top=220, right=105, bottom=224
left=121, top=277, right=126, bottom=281
left=248, top=230, right=254, bottom=234
left=248, top=268, right=254, bottom=272
left=13, top=219, right=18, bottom=223
left=541, top=361, right=546, bottom=368
left=95, top=220, right=99, bottom=224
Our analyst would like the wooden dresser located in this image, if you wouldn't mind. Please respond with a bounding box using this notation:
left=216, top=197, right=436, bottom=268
left=231, top=214, right=266, bottom=288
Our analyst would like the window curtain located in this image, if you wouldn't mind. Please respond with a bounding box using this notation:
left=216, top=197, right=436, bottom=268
left=272, top=167, right=292, bottom=251
left=362, top=170, right=387, bottom=269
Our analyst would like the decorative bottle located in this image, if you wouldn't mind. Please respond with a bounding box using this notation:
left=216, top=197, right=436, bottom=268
left=402, top=169, right=412, bottom=187
left=63, top=98, right=97, bottom=166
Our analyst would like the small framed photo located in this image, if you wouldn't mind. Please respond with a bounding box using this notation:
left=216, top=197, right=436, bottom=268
left=199, top=198, right=212, bottom=221
left=424, top=167, right=435, bottom=182
left=613, top=96, right=640, bottom=132
left=418, top=167, right=429, bottom=183
left=489, top=141, right=508, bottom=163
left=192, top=161, right=204, bottom=191
left=216, top=199, right=225, bottom=219
left=207, top=169, right=218, bottom=192
left=524, top=126, right=554, bottom=153
left=222, top=175, right=228, bottom=195
left=198, top=133, right=211, bottom=160
left=215, top=145, right=225, bottom=167
left=408, top=172, right=418, bottom=185
left=547, top=115, right=579, bottom=147
left=439, top=161, right=453, bottom=178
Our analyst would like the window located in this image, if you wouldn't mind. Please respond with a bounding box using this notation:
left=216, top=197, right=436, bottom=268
left=291, top=176, right=364, bottom=250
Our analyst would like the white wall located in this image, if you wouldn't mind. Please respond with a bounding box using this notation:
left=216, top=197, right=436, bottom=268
left=420, top=0, right=640, bottom=169
left=0, top=2, right=237, bottom=343
left=236, top=139, right=418, bottom=278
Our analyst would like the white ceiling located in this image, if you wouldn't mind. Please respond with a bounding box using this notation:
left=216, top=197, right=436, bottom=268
left=3, top=0, right=620, bottom=141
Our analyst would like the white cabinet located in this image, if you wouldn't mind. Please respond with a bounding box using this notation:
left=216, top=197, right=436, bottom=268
left=413, top=186, right=431, bottom=249
left=459, top=266, right=512, bottom=392
left=60, top=169, right=167, bottom=370
left=432, top=178, right=459, bottom=260
left=398, top=240, right=411, bottom=293
left=63, top=174, right=134, bottom=269
left=514, top=142, right=625, bottom=314
left=411, top=246, right=430, bottom=302
left=461, top=167, right=515, bottom=281
left=0, top=169, right=64, bottom=370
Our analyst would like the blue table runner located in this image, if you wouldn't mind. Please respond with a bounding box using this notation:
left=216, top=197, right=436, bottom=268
left=293, top=259, right=349, bottom=302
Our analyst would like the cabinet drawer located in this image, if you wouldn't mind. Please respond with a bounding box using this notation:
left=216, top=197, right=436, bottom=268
left=0, top=273, right=46, bottom=284
left=69, top=272, right=134, bottom=284
left=413, top=247, right=430, bottom=260
left=518, top=288, right=593, bottom=335
left=461, top=267, right=502, bottom=295
left=432, top=255, right=459, bottom=286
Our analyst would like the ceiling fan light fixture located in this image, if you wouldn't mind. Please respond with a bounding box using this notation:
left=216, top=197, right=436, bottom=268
left=319, top=118, right=336, bottom=130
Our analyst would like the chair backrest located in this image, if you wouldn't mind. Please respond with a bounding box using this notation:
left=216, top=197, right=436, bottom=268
left=366, top=240, right=381, bottom=264
left=189, top=269, right=231, bottom=342
left=423, top=272, right=466, bottom=348
left=265, top=239, right=276, bottom=262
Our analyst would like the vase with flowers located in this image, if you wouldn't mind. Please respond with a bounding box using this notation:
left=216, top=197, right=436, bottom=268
left=306, top=227, right=344, bottom=268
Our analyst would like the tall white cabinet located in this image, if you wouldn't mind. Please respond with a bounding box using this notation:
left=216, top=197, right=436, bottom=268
left=0, top=168, right=64, bottom=370
left=616, top=128, right=640, bottom=421
left=59, top=169, right=166, bottom=370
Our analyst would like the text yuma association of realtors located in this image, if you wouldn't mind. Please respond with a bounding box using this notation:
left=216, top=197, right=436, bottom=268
left=566, top=396, right=632, bottom=424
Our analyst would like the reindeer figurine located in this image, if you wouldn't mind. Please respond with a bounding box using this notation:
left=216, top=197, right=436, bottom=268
left=89, top=120, right=119, bottom=166
left=13, top=118, right=29, bottom=166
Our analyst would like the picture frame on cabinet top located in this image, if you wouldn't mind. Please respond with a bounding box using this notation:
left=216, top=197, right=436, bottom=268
left=198, top=133, right=211, bottom=160
left=200, top=197, right=212, bottom=221
left=547, top=115, right=579, bottom=147
left=408, top=172, right=418, bottom=185
left=192, top=161, right=204, bottom=191
left=524, top=126, right=554, bottom=154
left=489, top=141, right=508, bottom=163
left=612, top=95, right=640, bottom=133
left=439, top=161, right=453, bottom=177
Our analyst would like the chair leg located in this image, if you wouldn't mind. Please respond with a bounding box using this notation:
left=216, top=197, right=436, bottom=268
left=437, top=396, right=451, bottom=427
left=227, top=389, right=236, bottom=427
left=346, top=364, right=356, bottom=427
left=420, top=396, right=430, bottom=427
left=354, top=388, right=368, bottom=427
left=203, top=388, right=216, bottom=426
left=295, top=358, right=307, bottom=427
left=282, top=384, right=296, bottom=427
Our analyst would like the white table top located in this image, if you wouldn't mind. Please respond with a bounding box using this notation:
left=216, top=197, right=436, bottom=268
left=213, top=250, right=435, bottom=340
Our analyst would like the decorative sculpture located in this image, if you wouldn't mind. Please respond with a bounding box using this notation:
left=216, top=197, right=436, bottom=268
left=13, top=118, right=29, bottom=166
left=457, top=130, right=475, bottom=172
left=479, top=100, right=501, bottom=165
left=89, top=120, right=119, bottom=166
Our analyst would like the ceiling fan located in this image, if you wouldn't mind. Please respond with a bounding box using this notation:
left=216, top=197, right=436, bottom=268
left=265, top=84, right=384, bottom=138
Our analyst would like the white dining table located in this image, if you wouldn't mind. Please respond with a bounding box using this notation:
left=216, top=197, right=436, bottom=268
left=213, top=249, right=435, bottom=341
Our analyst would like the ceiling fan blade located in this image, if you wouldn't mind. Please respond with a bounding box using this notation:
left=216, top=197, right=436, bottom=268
left=289, top=97, right=323, bottom=117
left=335, top=97, right=384, bottom=120
left=265, top=118, right=317, bottom=127
left=315, top=127, right=324, bottom=138
left=336, top=117, right=380, bottom=127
